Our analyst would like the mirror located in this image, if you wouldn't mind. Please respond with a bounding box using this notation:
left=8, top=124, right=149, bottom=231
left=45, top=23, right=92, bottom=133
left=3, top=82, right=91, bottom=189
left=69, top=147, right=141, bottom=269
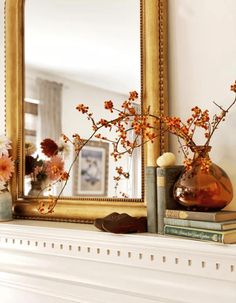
left=6, top=0, right=167, bottom=222
left=24, top=0, right=142, bottom=199
left=168, top=0, right=236, bottom=210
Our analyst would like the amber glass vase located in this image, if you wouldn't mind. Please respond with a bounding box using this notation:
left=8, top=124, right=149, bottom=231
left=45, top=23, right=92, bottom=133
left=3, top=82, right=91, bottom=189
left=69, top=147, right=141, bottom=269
left=173, top=146, right=233, bottom=211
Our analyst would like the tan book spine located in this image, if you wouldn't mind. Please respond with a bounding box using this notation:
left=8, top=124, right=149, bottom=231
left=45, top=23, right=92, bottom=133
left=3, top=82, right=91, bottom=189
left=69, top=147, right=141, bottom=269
left=165, top=209, right=236, bottom=222
left=165, top=209, right=214, bottom=221
left=157, top=166, right=183, bottom=234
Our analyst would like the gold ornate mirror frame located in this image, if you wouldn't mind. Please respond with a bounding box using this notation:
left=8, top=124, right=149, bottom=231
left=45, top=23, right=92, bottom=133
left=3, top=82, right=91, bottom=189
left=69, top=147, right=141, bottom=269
left=5, top=0, right=168, bottom=223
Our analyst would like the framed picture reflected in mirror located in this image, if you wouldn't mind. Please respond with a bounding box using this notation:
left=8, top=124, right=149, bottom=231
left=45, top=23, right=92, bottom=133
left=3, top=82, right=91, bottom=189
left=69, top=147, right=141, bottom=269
left=73, top=141, right=109, bottom=197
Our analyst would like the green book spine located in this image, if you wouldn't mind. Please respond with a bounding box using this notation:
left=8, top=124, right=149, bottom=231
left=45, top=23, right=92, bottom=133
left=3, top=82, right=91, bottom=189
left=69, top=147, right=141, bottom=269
left=164, top=225, right=223, bottom=243
left=145, top=166, right=157, bottom=233
left=164, top=217, right=236, bottom=231
left=156, top=166, right=184, bottom=234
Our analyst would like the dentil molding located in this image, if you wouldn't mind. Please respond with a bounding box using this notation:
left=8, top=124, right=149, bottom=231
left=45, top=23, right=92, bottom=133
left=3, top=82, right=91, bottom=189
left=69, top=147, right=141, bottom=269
left=0, top=220, right=235, bottom=303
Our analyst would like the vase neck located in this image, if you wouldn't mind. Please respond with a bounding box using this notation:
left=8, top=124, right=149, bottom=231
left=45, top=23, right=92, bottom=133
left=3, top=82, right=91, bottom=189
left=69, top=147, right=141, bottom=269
left=0, top=187, right=9, bottom=193
left=191, top=146, right=211, bottom=160
left=31, top=180, right=43, bottom=190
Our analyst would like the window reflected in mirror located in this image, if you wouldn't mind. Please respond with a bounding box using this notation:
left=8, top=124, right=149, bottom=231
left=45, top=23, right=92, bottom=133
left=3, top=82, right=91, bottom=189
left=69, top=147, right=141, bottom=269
left=24, top=0, right=142, bottom=199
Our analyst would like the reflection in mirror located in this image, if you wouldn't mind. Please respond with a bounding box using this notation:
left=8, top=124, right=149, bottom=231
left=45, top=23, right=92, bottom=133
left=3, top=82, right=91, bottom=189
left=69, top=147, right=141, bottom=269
left=24, top=0, right=141, bottom=198
left=168, top=0, right=236, bottom=209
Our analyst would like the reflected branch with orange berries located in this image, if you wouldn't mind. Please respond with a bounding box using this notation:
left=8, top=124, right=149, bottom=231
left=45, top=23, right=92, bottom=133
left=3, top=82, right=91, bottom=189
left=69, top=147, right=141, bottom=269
left=38, top=81, right=236, bottom=214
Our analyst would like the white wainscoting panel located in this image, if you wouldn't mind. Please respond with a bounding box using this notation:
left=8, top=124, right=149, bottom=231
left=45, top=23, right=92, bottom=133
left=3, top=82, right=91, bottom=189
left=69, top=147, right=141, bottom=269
left=0, top=220, right=235, bottom=303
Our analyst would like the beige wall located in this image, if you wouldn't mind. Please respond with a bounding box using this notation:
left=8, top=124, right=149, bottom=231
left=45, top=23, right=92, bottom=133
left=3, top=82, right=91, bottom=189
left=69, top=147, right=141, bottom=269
left=168, top=0, right=236, bottom=210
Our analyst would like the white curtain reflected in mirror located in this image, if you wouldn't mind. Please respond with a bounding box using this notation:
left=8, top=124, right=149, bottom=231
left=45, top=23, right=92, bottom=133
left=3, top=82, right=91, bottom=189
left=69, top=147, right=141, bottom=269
left=24, top=0, right=141, bottom=198
left=37, top=79, right=62, bottom=142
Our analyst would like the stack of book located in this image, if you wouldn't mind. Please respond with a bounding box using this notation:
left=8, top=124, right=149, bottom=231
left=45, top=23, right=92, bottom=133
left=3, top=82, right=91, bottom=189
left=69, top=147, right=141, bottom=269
left=164, top=210, right=236, bottom=244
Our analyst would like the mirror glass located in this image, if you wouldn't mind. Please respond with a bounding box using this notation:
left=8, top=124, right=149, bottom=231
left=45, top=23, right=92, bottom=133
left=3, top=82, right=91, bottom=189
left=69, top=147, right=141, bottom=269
left=168, top=0, right=236, bottom=209
left=24, top=0, right=141, bottom=198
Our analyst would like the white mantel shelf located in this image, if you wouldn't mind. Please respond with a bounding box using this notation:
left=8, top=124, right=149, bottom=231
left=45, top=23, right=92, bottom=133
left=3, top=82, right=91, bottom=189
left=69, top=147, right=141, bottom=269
left=0, top=220, right=235, bottom=303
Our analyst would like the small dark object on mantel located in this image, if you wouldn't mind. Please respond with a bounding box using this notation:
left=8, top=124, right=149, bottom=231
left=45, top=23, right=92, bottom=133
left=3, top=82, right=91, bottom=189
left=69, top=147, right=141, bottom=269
left=94, top=212, right=119, bottom=231
left=94, top=212, right=147, bottom=234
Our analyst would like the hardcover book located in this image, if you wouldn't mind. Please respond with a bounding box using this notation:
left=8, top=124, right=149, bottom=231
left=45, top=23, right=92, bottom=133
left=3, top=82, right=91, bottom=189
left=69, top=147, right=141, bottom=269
left=145, top=166, right=157, bottom=233
left=164, top=225, right=236, bottom=244
left=164, top=217, right=236, bottom=231
left=156, top=166, right=184, bottom=234
left=165, top=210, right=236, bottom=222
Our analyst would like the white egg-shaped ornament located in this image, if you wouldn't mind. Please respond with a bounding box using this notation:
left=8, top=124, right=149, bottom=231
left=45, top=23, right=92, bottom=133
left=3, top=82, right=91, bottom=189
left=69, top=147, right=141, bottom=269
left=156, top=152, right=176, bottom=167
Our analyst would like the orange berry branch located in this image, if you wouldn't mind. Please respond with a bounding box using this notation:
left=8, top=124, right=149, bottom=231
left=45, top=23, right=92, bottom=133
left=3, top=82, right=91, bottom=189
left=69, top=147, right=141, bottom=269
left=38, top=81, right=236, bottom=214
